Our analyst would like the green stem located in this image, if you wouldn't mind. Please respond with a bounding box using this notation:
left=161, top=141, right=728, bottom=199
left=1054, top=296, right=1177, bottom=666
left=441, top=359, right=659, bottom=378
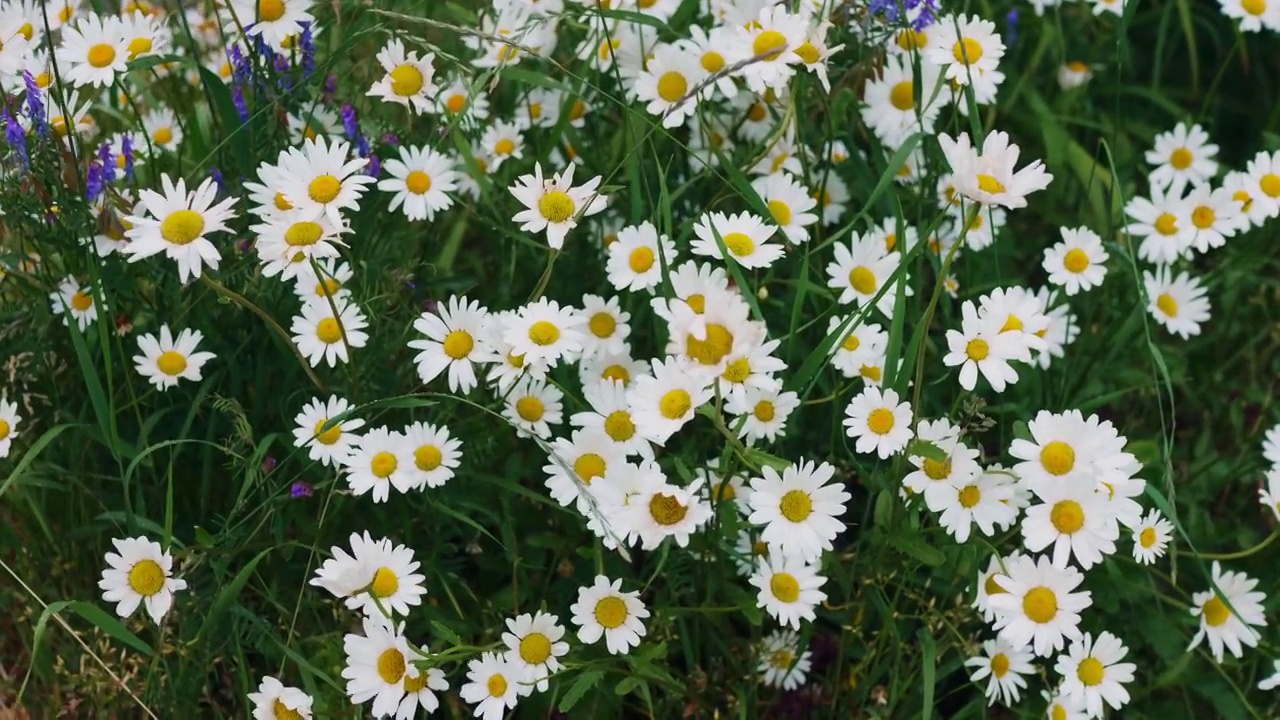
left=198, top=276, right=325, bottom=391
left=1189, top=531, right=1279, bottom=561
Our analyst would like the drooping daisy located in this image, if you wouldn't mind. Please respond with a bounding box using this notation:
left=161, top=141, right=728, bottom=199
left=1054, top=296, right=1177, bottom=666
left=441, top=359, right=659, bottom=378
left=509, top=162, right=607, bottom=250
left=1145, top=122, right=1219, bottom=195
left=409, top=295, right=489, bottom=394
left=57, top=13, right=129, bottom=88
left=341, top=615, right=415, bottom=719
left=343, top=427, right=414, bottom=502
left=752, top=172, right=819, bottom=243
left=843, top=386, right=914, bottom=459
left=278, top=137, right=376, bottom=226
left=1131, top=508, right=1174, bottom=564
left=1143, top=267, right=1211, bottom=339
left=939, top=131, right=1053, bottom=209
left=290, top=298, right=370, bottom=367
left=98, top=536, right=187, bottom=623
left=1022, top=484, right=1118, bottom=570
left=988, top=555, right=1092, bottom=657
left=503, top=376, right=564, bottom=440
left=749, top=550, right=827, bottom=629
left=310, top=532, right=427, bottom=618
left=501, top=611, right=569, bottom=692
left=965, top=637, right=1034, bottom=706
left=1053, top=631, right=1136, bottom=717
left=366, top=37, right=436, bottom=113
left=133, top=325, right=216, bottom=391
left=49, top=275, right=99, bottom=331
left=378, top=145, right=458, bottom=221
left=757, top=630, right=813, bottom=691
left=570, top=575, right=650, bottom=655
left=825, top=231, right=907, bottom=317
left=292, top=395, right=365, bottom=468
left=747, top=459, right=849, bottom=564
left=1188, top=561, right=1267, bottom=662
left=0, top=399, right=21, bottom=460
left=606, top=221, right=677, bottom=294
left=634, top=43, right=707, bottom=128
left=691, top=210, right=786, bottom=269
left=628, top=358, right=714, bottom=445
left=1043, top=227, right=1108, bottom=296
left=401, top=421, right=462, bottom=490
left=123, top=175, right=237, bottom=282
left=247, top=676, right=313, bottom=720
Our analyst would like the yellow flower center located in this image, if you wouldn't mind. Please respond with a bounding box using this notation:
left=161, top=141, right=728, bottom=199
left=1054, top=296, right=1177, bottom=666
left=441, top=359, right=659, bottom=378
left=569, top=99, right=587, bottom=121
left=746, top=103, right=767, bottom=122
left=1050, top=499, right=1085, bottom=534
left=889, top=81, right=914, bottom=111
left=701, top=50, right=725, bottom=72
left=659, top=389, right=692, bottom=419
left=604, top=410, right=635, bottom=441
left=494, top=138, right=516, bottom=156
left=316, top=318, right=342, bottom=344
left=313, top=418, right=341, bottom=445
left=657, top=71, right=688, bottom=102
left=156, top=351, right=188, bottom=376
left=390, top=64, right=424, bottom=96
left=770, top=649, right=794, bottom=669
left=896, top=29, right=927, bottom=50
left=516, top=396, right=544, bottom=422
left=1076, top=657, right=1105, bottom=686
left=1154, top=213, right=1178, bottom=236
left=370, top=567, right=398, bottom=597
left=1022, top=586, right=1058, bottom=623
left=649, top=493, right=688, bottom=525
left=507, top=351, right=525, bottom=368
left=127, top=37, right=153, bottom=60
left=87, top=43, right=117, bottom=68
left=1169, top=147, right=1193, bottom=170
left=159, top=209, right=205, bottom=245
left=1202, top=595, right=1231, bottom=627
left=966, top=338, right=989, bottom=361
left=1139, top=527, right=1157, bottom=548
left=952, top=37, right=983, bottom=64
left=860, top=364, right=882, bottom=382
left=273, top=700, right=303, bottom=720
left=685, top=323, right=734, bottom=365
left=779, top=489, right=812, bottom=522
left=848, top=266, right=877, bottom=295
left=1156, top=292, right=1178, bottom=318
left=414, top=444, right=442, bottom=471
left=768, top=199, right=792, bottom=226
left=723, top=231, right=755, bottom=257
left=990, top=653, right=1010, bottom=678
left=722, top=358, right=751, bottom=384
left=976, top=174, right=1006, bottom=194
left=127, top=559, right=165, bottom=596
left=258, top=0, right=286, bottom=21
left=752, top=30, right=788, bottom=60
left=867, top=408, right=895, bottom=435
left=274, top=192, right=294, bottom=211
left=528, top=102, right=542, bottom=120
left=538, top=191, right=575, bottom=223
left=770, top=572, right=800, bottom=602
left=403, top=673, right=428, bottom=693
left=602, top=365, right=630, bottom=385
left=0, top=421, right=9, bottom=441
left=1039, top=441, right=1076, bottom=475
left=589, top=312, right=616, bottom=338
left=70, top=289, right=94, bottom=312
left=958, top=485, right=981, bottom=508
left=527, top=320, right=560, bottom=346
left=1063, top=248, right=1090, bottom=273
left=18, top=22, right=33, bottom=40
left=377, top=648, right=406, bottom=684
left=795, top=41, right=820, bottom=64
left=594, top=596, right=629, bottom=628
left=1259, top=173, right=1280, bottom=197
left=984, top=575, right=1006, bottom=596
left=152, top=126, right=173, bottom=145
left=308, top=175, right=341, bottom=204
left=405, top=170, right=432, bottom=194
left=1191, top=205, right=1215, bottom=229
left=753, top=400, right=775, bottom=421
left=446, top=94, right=467, bottom=113
left=922, top=457, right=951, bottom=480
left=486, top=673, right=508, bottom=697
left=284, top=221, right=323, bottom=246
left=519, top=632, right=552, bottom=664
left=1067, top=60, right=1089, bottom=72
left=629, top=246, right=655, bottom=273
left=371, top=451, right=398, bottom=479
left=574, top=453, right=606, bottom=483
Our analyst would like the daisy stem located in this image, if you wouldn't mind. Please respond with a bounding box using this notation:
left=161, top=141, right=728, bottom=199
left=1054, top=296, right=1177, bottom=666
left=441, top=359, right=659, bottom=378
left=909, top=204, right=978, bottom=422
left=198, top=276, right=326, bottom=391
left=526, top=249, right=560, bottom=303
left=1185, top=530, right=1278, bottom=561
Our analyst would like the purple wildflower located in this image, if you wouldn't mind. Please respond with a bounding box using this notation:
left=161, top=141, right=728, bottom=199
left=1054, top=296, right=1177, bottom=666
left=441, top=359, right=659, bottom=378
left=231, top=85, right=249, bottom=122
left=380, top=132, right=400, bottom=147
left=209, top=167, right=225, bottom=193
left=300, top=23, right=316, bottom=76
left=3, top=107, right=28, bottom=168
left=290, top=480, right=313, bottom=498
left=340, top=103, right=358, bottom=140
left=365, top=153, right=380, bottom=177
left=85, top=161, right=107, bottom=201
left=122, top=135, right=135, bottom=179
left=323, top=73, right=337, bottom=98
left=1005, top=8, right=1020, bottom=46
left=97, top=142, right=116, bottom=183
left=23, top=71, right=46, bottom=136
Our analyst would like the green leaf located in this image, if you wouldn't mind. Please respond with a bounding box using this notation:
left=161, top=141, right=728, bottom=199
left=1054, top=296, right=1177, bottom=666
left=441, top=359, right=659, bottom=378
left=615, top=676, right=644, bottom=696
left=741, top=447, right=790, bottom=472
left=905, top=439, right=947, bottom=462
left=889, top=533, right=945, bottom=566
left=430, top=620, right=463, bottom=646
left=918, top=628, right=936, bottom=720
left=28, top=600, right=153, bottom=672
left=194, top=547, right=272, bottom=645
left=0, top=424, right=84, bottom=499
left=560, top=670, right=603, bottom=712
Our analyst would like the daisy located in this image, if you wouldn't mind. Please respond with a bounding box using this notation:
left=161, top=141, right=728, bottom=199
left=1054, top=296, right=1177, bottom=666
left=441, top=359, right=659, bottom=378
left=514, top=86, right=562, bottom=129
left=311, top=532, right=427, bottom=618
left=675, top=25, right=741, bottom=101
left=1131, top=508, right=1174, bottom=564
left=737, top=4, right=809, bottom=93
left=510, top=162, right=607, bottom=250
left=965, top=637, right=1034, bottom=706
left=794, top=19, right=844, bottom=92
left=290, top=299, right=370, bottom=367
left=141, top=108, right=182, bottom=151
left=1259, top=660, right=1280, bottom=691
left=292, top=395, right=365, bottom=468
left=618, top=473, right=713, bottom=549
left=752, top=172, right=819, bottom=243
left=825, top=231, right=907, bottom=317
left=903, top=418, right=981, bottom=507
left=747, top=459, right=849, bottom=564
left=1245, top=150, right=1280, bottom=219
left=247, top=677, right=313, bottom=720
left=478, top=313, right=551, bottom=393
left=1182, top=184, right=1239, bottom=253
left=398, top=664, right=449, bottom=719
left=727, top=386, right=799, bottom=444
left=366, top=38, right=436, bottom=113
left=1043, top=227, right=1108, bottom=296
left=628, top=358, right=714, bottom=445
left=1188, top=561, right=1267, bottom=662
left=502, top=611, right=568, bottom=692
left=503, top=376, right=563, bottom=440
left=378, top=145, right=458, bottom=221
left=1143, top=267, right=1210, bottom=339
left=1145, top=122, right=1219, bottom=195
left=459, top=651, right=530, bottom=719
left=650, top=261, right=731, bottom=323
left=606, top=221, right=676, bottom=293
left=98, top=536, right=187, bottom=623
left=341, top=616, right=415, bottom=719
left=1022, top=484, right=1118, bottom=569
left=843, top=386, right=914, bottom=459
left=937, top=468, right=1020, bottom=542
left=504, top=298, right=586, bottom=368
left=133, top=325, right=216, bottom=391
left=225, top=0, right=315, bottom=49
left=580, top=294, right=630, bottom=358
left=988, top=555, right=1092, bottom=657
left=691, top=210, right=785, bottom=269
left=1124, top=187, right=1193, bottom=265
left=815, top=173, right=850, bottom=225
left=123, top=175, right=237, bottom=282
left=570, top=575, right=649, bottom=655
left=251, top=213, right=345, bottom=281
left=572, top=379, right=654, bottom=459
left=401, top=421, right=462, bottom=490
left=938, top=131, right=1053, bottom=209
left=480, top=120, right=525, bottom=173
left=664, top=298, right=759, bottom=375
left=972, top=552, right=1025, bottom=623
left=827, top=316, right=888, bottom=379
left=57, top=13, right=128, bottom=88
left=1221, top=0, right=1280, bottom=31
left=1054, top=632, right=1136, bottom=717
left=1264, top=423, right=1280, bottom=467
left=433, top=77, right=490, bottom=121
left=749, top=550, right=827, bottom=629
left=1044, top=687, right=1090, bottom=719
left=409, top=295, right=489, bottom=394
left=49, top=276, right=98, bottom=331
left=927, top=14, right=1005, bottom=91
left=943, top=299, right=1022, bottom=393
left=757, top=630, right=813, bottom=691
left=278, top=137, right=376, bottom=226
left=1057, top=61, right=1094, bottom=89
left=287, top=106, right=342, bottom=143
left=343, top=427, right=415, bottom=502
left=0, top=399, right=20, bottom=459
left=861, top=54, right=946, bottom=147
left=633, top=43, right=707, bottom=128
left=543, top=429, right=626, bottom=511
left=293, top=258, right=354, bottom=304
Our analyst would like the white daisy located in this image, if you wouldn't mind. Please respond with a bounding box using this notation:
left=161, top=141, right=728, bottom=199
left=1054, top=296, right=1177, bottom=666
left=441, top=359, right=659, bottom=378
left=1053, top=631, right=1137, bottom=717
left=224, top=0, right=316, bottom=50
left=1043, top=227, right=1108, bottom=296
left=378, top=145, right=458, bottom=221
left=132, top=325, right=216, bottom=391
left=938, top=130, right=1053, bottom=210
left=1143, top=267, right=1211, bottom=339
left=1188, top=561, right=1267, bottom=663
left=746, top=459, right=849, bottom=564
left=56, top=13, right=128, bottom=88
left=691, top=210, right=786, bottom=269
left=502, top=611, right=569, bottom=692
left=278, top=136, right=376, bottom=226
left=543, top=429, right=626, bottom=512
left=1022, top=484, right=1118, bottom=570
left=290, top=298, right=370, bottom=367
left=752, top=171, right=819, bottom=243
left=825, top=231, right=907, bottom=317
left=503, top=376, right=563, bottom=440
left=965, top=637, right=1034, bottom=706
left=366, top=38, right=436, bottom=113
left=726, top=386, right=799, bottom=444
left=123, top=175, right=237, bottom=282
left=1130, top=508, right=1173, bottom=564
left=943, top=299, right=1022, bottom=393
left=1145, top=122, right=1219, bottom=195
left=580, top=294, right=630, bottom=358
left=292, top=395, right=365, bottom=468
left=1182, top=184, right=1239, bottom=254
left=570, top=575, right=649, bottom=655
left=627, top=357, right=714, bottom=446
left=310, top=532, right=427, bottom=618
left=409, top=295, right=490, bottom=394
left=98, top=536, right=187, bottom=623
left=757, top=630, right=813, bottom=691
left=0, top=398, right=21, bottom=460
left=748, top=550, right=827, bottom=629
left=49, top=275, right=99, bottom=331
left=633, top=43, right=707, bottom=127
left=342, top=427, right=414, bottom=503
left=401, top=421, right=462, bottom=490
left=509, top=162, right=608, bottom=250
left=341, top=615, right=415, bottom=719
left=988, top=555, right=1092, bottom=657
left=504, top=298, right=586, bottom=368
left=936, top=469, right=1019, bottom=543
left=843, top=386, right=914, bottom=459
left=606, top=221, right=677, bottom=293
left=571, top=379, right=654, bottom=459
left=247, top=676, right=313, bottom=720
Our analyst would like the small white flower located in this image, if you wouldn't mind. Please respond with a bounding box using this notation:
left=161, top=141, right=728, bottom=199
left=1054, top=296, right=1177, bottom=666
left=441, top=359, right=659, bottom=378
left=98, top=536, right=187, bottom=623
left=509, top=162, right=608, bottom=249
left=570, top=575, right=650, bottom=655
left=938, top=130, right=1053, bottom=210
left=132, top=325, right=216, bottom=391
left=843, top=386, right=914, bottom=459
left=1043, top=227, right=1108, bottom=296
